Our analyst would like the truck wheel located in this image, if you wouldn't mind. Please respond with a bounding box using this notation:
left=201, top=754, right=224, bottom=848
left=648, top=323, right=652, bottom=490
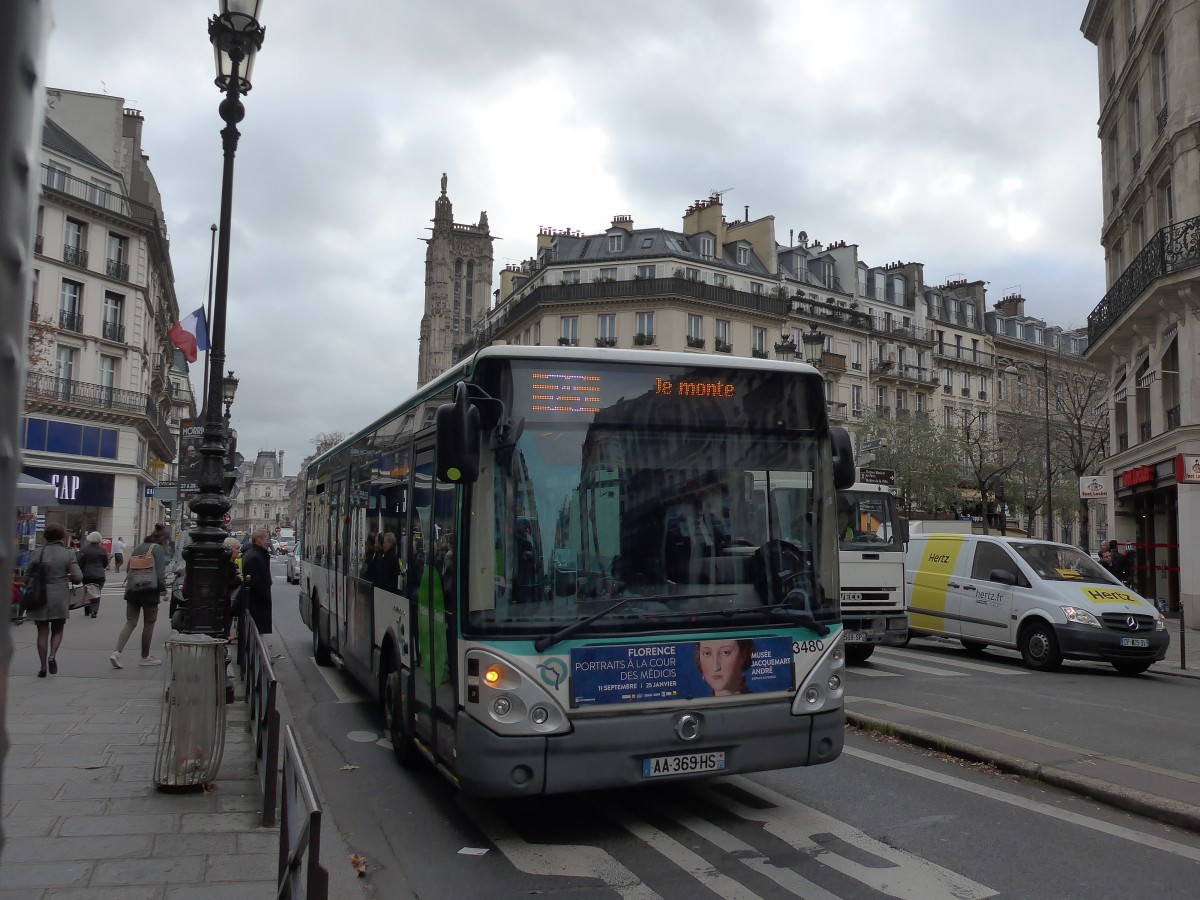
left=312, top=600, right=332, bottom=667
left=960, top=639, right=987, bottom=655
left=1019, top=620, right=1062, bottom=671
left=1112, top=660, right=1152, bottom=676
left=845, top=644, right=875, bottom=665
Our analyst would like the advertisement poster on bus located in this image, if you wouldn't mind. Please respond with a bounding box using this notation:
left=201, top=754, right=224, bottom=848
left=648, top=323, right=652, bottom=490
left=570, top=636, right=795, bottom=708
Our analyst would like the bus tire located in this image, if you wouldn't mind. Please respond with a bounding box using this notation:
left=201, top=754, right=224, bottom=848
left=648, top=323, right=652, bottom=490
left=312, top=599, right=332, bottom=667
left=845, top=644, right=875, bottom=664
left=384, top=668, right=418, bottom=767
left=1019, top=620, right=1062, bottom=671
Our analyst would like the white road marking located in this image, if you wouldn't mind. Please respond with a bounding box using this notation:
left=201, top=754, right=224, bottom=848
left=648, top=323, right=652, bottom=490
left=597, top=799, right=764, bottom=900
left=461, top=797, right=660, bottom=900
left=845, top=667, right=903, bottom=677
left=310, top=657, right=366, bottom=704
left=654, top=797, right=842, bottom=900
left=874, top=648, right=1029, bottom=675
left=706, top=776, right=997, bottom=899
left=845, top=745, right=1200, bottom=862
left=859, top=657, right=969, bottom=676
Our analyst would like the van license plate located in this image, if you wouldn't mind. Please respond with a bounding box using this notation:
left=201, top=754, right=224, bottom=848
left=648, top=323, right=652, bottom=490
left=844, top=631, right=868, bottom=643
left=642, top=751, right=726, bottom=778
left=1120, top=637, right=1149, bottom=648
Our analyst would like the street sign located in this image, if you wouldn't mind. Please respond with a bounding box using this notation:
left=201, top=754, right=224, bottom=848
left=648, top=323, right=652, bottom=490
left=859, top=438, right=886, bottom=452
left=274, top=525, right=281, bottom=535
left=224, top=511, right=233, bottom=527
left=858, top=467, right=895, bottom=486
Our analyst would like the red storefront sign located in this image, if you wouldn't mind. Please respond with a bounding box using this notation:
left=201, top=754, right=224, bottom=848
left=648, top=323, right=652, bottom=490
left=1120, top=465, right=1156, bottom=488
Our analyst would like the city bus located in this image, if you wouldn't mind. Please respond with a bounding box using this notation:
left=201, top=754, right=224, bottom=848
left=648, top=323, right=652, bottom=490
left=298, top=345, right=855, bottom=796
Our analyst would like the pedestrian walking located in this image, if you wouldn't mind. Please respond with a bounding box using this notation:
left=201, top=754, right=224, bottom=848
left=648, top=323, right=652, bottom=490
left=28, top=523, right=82, bottom=677
left=77, top=531, right=108, bottom=618
left=241, top=526, right=274, bottom=637
left=110, top=529, right=170, bottom=668
left=112, top=536, right=125, bottom=572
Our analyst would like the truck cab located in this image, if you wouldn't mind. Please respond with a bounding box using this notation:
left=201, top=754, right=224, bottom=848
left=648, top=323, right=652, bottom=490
left=837, top=482, right=908, bottom=663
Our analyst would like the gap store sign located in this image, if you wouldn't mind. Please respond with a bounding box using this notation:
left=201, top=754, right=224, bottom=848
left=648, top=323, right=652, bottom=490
left=23, top=467, right=115, bottom=507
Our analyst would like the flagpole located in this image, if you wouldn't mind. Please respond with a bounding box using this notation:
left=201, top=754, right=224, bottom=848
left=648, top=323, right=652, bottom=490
left=201, top=223, right=218, bottom=415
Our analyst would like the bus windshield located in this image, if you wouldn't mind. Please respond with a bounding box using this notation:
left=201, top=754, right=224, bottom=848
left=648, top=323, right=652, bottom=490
left=467, top=358, right=839, bottom=637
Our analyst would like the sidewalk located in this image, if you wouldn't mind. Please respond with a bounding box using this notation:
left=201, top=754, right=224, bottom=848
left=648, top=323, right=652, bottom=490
left=0, top=580, right=277, bottom=899
left=848, top=615, right=1200, bottom=834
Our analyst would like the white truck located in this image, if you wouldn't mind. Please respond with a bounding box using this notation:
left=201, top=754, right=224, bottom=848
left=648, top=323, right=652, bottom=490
left=837, top=482, right=908, bottom=664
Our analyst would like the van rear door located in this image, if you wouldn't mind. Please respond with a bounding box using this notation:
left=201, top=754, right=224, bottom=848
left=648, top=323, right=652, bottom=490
left=907, top=534, right=968, bottom=638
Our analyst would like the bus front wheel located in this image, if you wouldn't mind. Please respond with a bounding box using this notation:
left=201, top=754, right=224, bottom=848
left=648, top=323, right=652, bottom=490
left=385, top=669, right=418, bottom=767
left=312, top=599, right=332, bottom=667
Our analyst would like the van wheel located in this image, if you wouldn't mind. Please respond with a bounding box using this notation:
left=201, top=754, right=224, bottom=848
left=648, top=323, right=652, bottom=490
left=845, top=644, right=875, bottom=664
left=960, top=639, right=987, bottom=655
left=312, top=600, right=332, bottom=667
left=1019, top=621, right=1062, bottom=671
left=1112, top=660, right=1152, bottom=676
left=384, top=669, right=418, bottom=767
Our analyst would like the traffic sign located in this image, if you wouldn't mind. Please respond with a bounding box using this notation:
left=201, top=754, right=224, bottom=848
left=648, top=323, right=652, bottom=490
left=224, top=511, right=233, bottom=527
left=274, top=525, right=281, bottom=535
left=858, top=467, right=895, bottom=486
left=859, top=438, right=886, bottom=452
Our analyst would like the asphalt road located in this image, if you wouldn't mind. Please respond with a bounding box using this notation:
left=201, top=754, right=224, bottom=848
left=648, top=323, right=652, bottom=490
left=264, top=560, right=1200, bottom=899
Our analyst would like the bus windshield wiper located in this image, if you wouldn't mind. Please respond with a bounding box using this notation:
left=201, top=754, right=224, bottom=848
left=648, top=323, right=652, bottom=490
left=533, top=592, right=735, bottom=653
left=766, top=590, right=830, bottom=636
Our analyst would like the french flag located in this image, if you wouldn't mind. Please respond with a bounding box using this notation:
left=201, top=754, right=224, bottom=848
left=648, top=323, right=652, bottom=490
left=168, top=307, right=210, bottom=363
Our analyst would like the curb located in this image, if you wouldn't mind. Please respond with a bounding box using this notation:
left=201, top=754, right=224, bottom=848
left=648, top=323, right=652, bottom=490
left=846, top=711, right=1200, bottom=833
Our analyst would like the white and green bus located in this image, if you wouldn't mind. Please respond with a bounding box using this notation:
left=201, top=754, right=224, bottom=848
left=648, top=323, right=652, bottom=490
left=298, top=345, right=855, bottom=796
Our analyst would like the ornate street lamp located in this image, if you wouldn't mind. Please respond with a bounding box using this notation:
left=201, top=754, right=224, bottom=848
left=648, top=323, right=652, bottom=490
left=773, top=326, right=798, bottom=361
left=184, top=2, right=265, bottom=634
left=1004, top=354, right=1053, bottom=541
left=801, top=323, right=826, bottom=363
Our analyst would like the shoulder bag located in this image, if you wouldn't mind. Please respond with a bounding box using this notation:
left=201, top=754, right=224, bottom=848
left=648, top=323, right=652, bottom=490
left=19, top=562, right=48, bottom=614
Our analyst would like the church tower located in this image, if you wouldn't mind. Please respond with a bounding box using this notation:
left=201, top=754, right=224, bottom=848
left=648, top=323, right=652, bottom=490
left=417, top=174, right=494, bottom=387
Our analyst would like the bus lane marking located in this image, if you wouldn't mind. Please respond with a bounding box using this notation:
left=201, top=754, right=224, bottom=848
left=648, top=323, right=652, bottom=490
left=703, top=776, right=997, bottom=899
left=873, top=648, right=1030, bottom=675
left=310, top=657, right=368, bottom=704
left=595, top=800, right=765, bottom=900
left=460, top=797, right=660, bottom=900
left=845, top=746, right=1200, bottom=863
left=856, top=657, right=970, bottom=677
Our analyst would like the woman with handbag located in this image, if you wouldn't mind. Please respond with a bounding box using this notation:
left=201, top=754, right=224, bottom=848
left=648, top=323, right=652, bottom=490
left=77, top=531, right=108, bottom=618
left=28, top=522, right=83, bottom=677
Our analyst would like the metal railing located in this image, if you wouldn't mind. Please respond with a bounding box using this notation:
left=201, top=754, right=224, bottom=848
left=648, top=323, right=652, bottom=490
left=101, top=320, right=125, bottom=342
left=1089, top=213, right=1200, bottom=344
left=1157, top=103, right=1168, bottom=133
left=26, top=371, right=143, bottom=412
left=239, top=609, right=281, bottom=826
left=41, top=163, right=159, bottom=228
left=58, top=310, right=83, bottom=332
left=106, top=258, right=130, bottom=280
left=63, top=244, right=88, bottom=268
left=278, top=725, right=329, bottom=900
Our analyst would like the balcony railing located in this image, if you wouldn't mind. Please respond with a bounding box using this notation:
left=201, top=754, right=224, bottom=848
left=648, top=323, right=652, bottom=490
left=41, top=163, right=158, bottom=229
left=875, top=405, right=891, bottom=418
left=594, top=336, right=616, bottom=348
left=715, top=339, right=732, bottom=353
left=101, top=320, right=126, bottom=342
left=59, top=310, right=83, bottom=333
left=63, top=244, right=88, bottom=269
left=872, top=320, right=936, bottom=344
left=1157, top=103, right=1168, bottom=134
left=818, top=351, right=846, bottom=372
left=1118, top=433, right=1129, bottom=451
left=933, top=346, right=995, bottom=368
left=25, top=372, right=176, bottom=457
left=686, top=335, right=706, bottom=349
left=1167, top=405, right=1181, bottom=429
left=1138, top=421, right=1152, bottom=441
left=1088, top=213, right=1200, bottom=343
left=34, top=234, right=43, bottom=254
left=106, top=258, right=130, bottom=280
left=751, top=348, right=768, bottom=359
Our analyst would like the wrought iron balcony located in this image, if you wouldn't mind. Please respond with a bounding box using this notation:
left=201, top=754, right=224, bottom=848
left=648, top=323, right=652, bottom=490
left=101, top=320, right=126, bottom=342
left=686, top=335, right=706, bottom=349
left=714, top=339, right=732, bottom=353
left=41, top=163, right=158, bottom=229
left=875, top=405, right=891, bottom=418
left=1088, top=213, right=1200, bottom=344
left=63, top=244, right=89, bottom=269
left=751, top=348, right=768, bottom=359
left=106, top=258, right=130, bottom=280
left=1167, top=405, right=1181, bottom=429
left=59, top=310, right=84, bottom=333
left=1138, top=421, right=1152, bottom=441
left=1118, top=433, right=1129, bottom=451
left=594, top=336, right=617, bottom=348
left=25, top=373, right=176, bottom=457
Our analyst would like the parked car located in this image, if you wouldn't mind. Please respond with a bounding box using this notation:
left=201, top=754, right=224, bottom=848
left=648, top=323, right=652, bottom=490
left=286, top=543, right=301, bottom=585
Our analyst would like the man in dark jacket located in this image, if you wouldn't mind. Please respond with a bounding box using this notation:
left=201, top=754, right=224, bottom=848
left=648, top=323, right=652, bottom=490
left=242, top=526, right=274, bottom=636
left=77, top=531, right=108, bottom=618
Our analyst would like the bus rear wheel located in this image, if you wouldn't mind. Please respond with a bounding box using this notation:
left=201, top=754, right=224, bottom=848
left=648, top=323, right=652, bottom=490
left=845, top=644, right=875, bottom=664
left=312, top=599, right=332, bottom=667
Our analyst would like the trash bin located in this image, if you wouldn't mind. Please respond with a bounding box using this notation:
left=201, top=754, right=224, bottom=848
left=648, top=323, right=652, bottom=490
left=153, top=633, right=229, bottom=790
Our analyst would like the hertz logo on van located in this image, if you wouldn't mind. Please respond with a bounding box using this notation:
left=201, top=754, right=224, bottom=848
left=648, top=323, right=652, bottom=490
left=927, top=553, right=951, bottom=564
left=1082, top=587, right=1139, bottom=605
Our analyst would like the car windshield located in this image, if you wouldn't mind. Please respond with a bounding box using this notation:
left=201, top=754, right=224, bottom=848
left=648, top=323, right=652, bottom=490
left=1012, top=542, right=1118, bottom=583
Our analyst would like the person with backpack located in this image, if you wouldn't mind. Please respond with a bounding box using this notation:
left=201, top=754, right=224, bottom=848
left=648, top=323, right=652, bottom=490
left=109, top=529, right=170, bottom=668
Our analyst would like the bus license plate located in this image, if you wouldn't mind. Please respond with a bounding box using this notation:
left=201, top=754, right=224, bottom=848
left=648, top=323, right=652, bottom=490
left=1120, top=637, right=1149, bottom=648
left=642, top=751, right=726, bottom=778
left=844, top=631, right=868, bottom=643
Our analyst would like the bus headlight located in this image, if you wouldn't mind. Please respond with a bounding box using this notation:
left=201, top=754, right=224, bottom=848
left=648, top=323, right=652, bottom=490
left=792, top=631, right=846, bottom=715
left=466, top=648, right=571, bottom=737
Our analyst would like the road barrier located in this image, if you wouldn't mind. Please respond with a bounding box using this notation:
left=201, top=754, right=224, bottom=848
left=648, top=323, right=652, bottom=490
left=240, top=609, right=280, bottom=826
left=278, top=724, right=329, bottom=900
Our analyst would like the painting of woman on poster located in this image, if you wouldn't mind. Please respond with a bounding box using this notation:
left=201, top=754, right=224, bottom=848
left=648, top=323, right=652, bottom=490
left=695, top=638, right=754, bottom=696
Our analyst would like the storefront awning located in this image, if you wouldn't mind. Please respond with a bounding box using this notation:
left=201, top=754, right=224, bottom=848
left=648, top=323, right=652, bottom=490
left=16, top=472, right=60, bottom=507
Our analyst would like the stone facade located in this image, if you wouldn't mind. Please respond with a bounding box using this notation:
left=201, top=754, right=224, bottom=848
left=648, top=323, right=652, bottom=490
left=228, top=450, right=295, bottom=534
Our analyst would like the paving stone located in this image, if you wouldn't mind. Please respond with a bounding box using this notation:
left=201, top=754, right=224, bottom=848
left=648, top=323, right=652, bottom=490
left=202, top=852, right=276, bottom=882
left=0, top=886, right=46, bottom=899
left=57, top=781, right=161, bottom=800
left=0, top=817, right=56, bottom=837
left=2, top=834, right=153, bottom=862
left=44, top=888, right=162, bottom=900
left=165, top=883, right=274, bottom=900
left=108, top=795, right=220, bottom=815
left=3, top=768, right=115, bottom=786
left=8, top=800, right=106, bottom=817
left=57, top=813, right=179, bottom=837
left=178, top=811, right=260, bottom=833
left=0, top=862, right=91, bottom=890
left=236, top=831, right=279, bottom=855
left=153, top=832, right=236, bottom=856
left=92, top=855, right=204, bottom=885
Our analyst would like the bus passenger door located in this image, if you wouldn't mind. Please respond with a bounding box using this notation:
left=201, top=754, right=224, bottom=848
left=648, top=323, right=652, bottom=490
left=409, top=448, right=435, bottom=750
left=430, top=470, right=459, bottom=766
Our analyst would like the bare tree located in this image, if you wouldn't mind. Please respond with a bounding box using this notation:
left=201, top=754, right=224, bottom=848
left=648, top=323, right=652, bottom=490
left=955, top=407, right=1016, bottom=535
left=311, top=430, right=346, bottom=457
left=857, top=411, right=961, bottom=517
left=26, top=310, right=55, bottom=374
left=1052, top=363, right=1109, bottom=550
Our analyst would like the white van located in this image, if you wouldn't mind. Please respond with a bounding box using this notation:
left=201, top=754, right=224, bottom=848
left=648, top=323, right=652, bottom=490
left=906, top=533, right=1168, bottom=675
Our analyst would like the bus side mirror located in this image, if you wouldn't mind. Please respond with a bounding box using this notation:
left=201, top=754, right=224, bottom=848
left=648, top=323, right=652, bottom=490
left=830, top=426, right=855, bottom=490
left=436, top=383, right=480, bottom=484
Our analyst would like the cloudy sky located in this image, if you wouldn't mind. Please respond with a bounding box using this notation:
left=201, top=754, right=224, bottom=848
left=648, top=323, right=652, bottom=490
left=44, top=1, right=1104, bottom=474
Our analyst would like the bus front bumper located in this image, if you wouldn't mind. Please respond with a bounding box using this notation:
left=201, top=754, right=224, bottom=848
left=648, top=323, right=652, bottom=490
left=455, top=701, right=843, bottom=798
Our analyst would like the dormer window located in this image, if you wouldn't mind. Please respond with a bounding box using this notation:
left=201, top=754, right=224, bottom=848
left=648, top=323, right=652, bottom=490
left=608, top=233, right=624, bottom=253
left=737, top=246, right=749, bottom=265
left=641, top=236, right=653, bottom=249
left=700, top=236, right=714, bottom=258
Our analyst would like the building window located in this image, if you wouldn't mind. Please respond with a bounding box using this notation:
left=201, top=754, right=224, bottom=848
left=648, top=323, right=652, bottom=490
left=752, top=326, right=766, bottom=355
left=562, top=270, right=580, bottom=284
left=63, top=218, right=87, bottom=268
left=59, top=279, right=82, bottom=332
left=851, top=341, right=863, bottom=370
left=961, top=371, right=970, bottom=394
left=1128, top=90, right=1141, bottom=165
left=700, top=236, right=714, bottom=258
left=597, top=313, right=616, bottom=340
left=46, top=162, right=69, bottom=191
left=608, top=233, right=624, bottom=253
left=88, top=177, right=110, bottom=207
left=713, top=273, right=727, bottom=287
left=896, top=389, right=907, bottom=412
left=1158, top=175, right=1174, bottom=227
left=599, top=267, right=617, bottom=281
left=916, top=392, right=925, bottom=413
left=1107, top=127, right=1119, bottom=194
left=106, top=232, right=129, bottom=280
left=99, top=355, right=117, bottom=406
left=635, top=311, right=655, bottom=340
left=1155, top=41, right=1168, bottom=119
left=715, top=319, right=730, bottom=350
left=533, top=322, right=541, bottom=344
left=636, top=264, right=656, bottom=279
left=687, top=314, right=703, bottom=340
left=55, top=345, right=75, bottom=395
left=852, top=384, right=863, bottom=414
left=685, top=267, right=700, bottom=281
left=737, top=246, right=749, bottom=265
left=748, top=281, right=762, bottom=295
left=641, top=237, right=653, bottom=249
left=560, top=316, right=579, bottom=344
left=102, top=291, right=124, bottom=342
left=877, top=386, right=887, bottom=409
